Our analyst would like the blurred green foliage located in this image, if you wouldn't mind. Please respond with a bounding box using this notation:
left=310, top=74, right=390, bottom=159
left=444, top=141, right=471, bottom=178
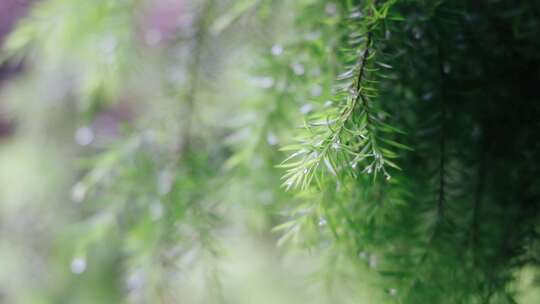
left=0, top=0, right=539, bottom=303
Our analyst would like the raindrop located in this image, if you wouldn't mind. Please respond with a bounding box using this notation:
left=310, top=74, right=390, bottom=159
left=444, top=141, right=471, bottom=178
left=310, top=85, right=322, bottom=97
left=325, top=3, right=337, bottom=16
left=324, top=100, right=333, bottom=108
left=303, top=168, right=309, bottom=174
left=300, top=104, right=313, bottom=114
left=318, top=217, right=327, bottom=227
left=349, top=11, right=363, bottom=19
left=271, top=44, right=283, bottom=56
left=100, top=35, right=117, bottom=54
left=369, top=254, right=378, bottom=268
left=149, top=201, right=164, bottom=221
left=389, top=288, right=398, bottom=296
left=70, top=257, right=87, bottom=274
left=412, top=27, right=423, bottom=39
left=291, top=63, right=305, bottom=76
left=157, top=169, right=173, bottom=196
left=385, top=29, right=391, bottom=40
left=252, top=76, right=274, bottom=89
left=71, top=182, right=86, bottom=203
left=266, top=132, right=278, bottom=146
left=471, top=125, right=481, bottom=139
left=75, top=127, right=94, bottom=146
left=127, top=271, right=145, bottom=291
left=351, top=162, right=357, bottom=169
left=422, top=92, right=434, bottom=101
left=332, top=141, right=340, bottom=150
left=443, top=62, right=451, bottom=74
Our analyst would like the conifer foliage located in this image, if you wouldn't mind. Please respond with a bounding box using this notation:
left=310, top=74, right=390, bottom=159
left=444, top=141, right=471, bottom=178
left=0, top=0, right=539, bottom=303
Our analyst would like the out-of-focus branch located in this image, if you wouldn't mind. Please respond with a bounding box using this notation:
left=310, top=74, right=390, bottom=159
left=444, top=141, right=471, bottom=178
left=177, top=0, right=215, bottom=159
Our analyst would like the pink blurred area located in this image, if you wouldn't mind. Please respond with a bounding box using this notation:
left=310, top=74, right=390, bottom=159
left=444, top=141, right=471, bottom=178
left=0, top=0, right=31, bottom=41
left=0, top=0, right=33, bottom=139
left=0, top=0, right=194, bottom=141
left=139, top=0, right=193, bottom=46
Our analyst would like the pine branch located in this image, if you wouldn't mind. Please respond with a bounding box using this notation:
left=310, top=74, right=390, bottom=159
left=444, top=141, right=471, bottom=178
left=470, top=141, right=487, bottom=267
left=402, top=32, right=450, bottom=303
left=279, top=2, right=407, bottom=190
left=177, top=0, right=215, bottom=159
left=434, top=36, right=450, bottom=226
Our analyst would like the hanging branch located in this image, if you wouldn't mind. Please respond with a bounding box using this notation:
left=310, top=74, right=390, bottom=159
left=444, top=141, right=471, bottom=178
left=402, top=32, right=450, bottom=303
left=177, top=0, right=215, bottom=159
left=280, top=1, right=407, bottom=190
left=470, top=144, right=487, bottom=267
left=434, top=40, right=449, bottom=238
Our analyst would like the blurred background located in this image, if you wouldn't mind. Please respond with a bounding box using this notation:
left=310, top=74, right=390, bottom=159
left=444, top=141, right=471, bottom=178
left=0, top=0, right=539, bottom=303
left=0, top=1, right=357, bottom=303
